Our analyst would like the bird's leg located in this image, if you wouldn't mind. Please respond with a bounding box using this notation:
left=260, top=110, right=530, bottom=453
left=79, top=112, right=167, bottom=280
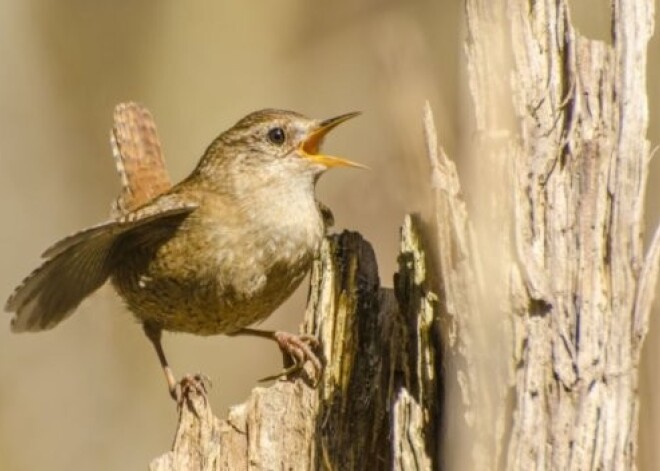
left=143, top=322, right=177, bottom=397
left=142, top=322, right=210, bottom=403
left=230, top=328, right=322, bottom=381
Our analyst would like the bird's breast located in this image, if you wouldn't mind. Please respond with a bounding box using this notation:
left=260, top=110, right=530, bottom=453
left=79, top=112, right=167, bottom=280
left=220, top=194, right=325, bottom=296
left=113, top=187, right=326, bottom=335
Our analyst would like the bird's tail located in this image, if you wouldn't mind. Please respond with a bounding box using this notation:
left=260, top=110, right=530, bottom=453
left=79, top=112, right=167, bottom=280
left=110, top=102, right=172, bottom=215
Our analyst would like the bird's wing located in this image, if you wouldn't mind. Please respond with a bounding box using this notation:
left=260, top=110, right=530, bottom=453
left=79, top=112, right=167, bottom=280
left=43, top=197, right=196, bottom=258
left=5, top=199, right=197, bottom=333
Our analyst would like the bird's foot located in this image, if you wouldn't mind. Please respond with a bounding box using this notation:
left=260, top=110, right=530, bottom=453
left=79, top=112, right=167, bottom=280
left=259, top=332, right=322, bottom=384
left=170, top=373, right=212, bottom=413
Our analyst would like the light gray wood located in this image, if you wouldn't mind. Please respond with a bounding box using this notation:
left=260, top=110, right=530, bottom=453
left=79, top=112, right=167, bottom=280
left=458, top=1, right=659, bottom=469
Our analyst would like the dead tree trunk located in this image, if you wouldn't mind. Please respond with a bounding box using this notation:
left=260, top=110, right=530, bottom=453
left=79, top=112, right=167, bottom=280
left=456, top=0, right=660, bottom=469
left=147, top=1, right=660, bottom=469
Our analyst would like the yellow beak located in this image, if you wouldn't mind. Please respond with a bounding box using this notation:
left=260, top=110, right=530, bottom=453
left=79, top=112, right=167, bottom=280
left=299, top=112, right=366, bottom=169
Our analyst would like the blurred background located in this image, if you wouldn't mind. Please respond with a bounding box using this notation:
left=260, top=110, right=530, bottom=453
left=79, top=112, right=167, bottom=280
left=0, top=1, right=657, bottom=470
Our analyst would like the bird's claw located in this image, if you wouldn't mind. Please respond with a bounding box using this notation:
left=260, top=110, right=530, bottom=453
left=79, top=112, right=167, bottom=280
left=258, top=332, right=322, bottom=384
left=170, top=373, right=212, bottom=412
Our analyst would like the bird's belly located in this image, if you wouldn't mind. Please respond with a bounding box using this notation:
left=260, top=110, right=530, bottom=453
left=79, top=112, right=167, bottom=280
left=111, top=230, right=319, bottom=336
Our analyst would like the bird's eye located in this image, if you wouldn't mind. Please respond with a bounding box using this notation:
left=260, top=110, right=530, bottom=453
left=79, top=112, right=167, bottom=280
left=267, top=127, right=286, bottom=145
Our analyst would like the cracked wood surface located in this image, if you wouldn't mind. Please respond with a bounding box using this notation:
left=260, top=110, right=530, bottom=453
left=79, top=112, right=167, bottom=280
left=460, top=1, right=659, bottom=469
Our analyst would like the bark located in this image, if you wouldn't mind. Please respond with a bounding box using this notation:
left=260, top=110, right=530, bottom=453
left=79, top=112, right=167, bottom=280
left=457, top=0, right=660, bottom=469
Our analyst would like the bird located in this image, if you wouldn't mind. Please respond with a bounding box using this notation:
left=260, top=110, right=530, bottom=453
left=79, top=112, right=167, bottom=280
left=4, top=105, right=362, bottom=400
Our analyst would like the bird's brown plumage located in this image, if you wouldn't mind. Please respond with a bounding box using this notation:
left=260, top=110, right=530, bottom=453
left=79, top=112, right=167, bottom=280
left=5, top=105, right=360, bottom=397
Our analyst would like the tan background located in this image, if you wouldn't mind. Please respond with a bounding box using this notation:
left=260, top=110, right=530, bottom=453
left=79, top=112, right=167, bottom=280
left=0, top=1, right=657, bottom=470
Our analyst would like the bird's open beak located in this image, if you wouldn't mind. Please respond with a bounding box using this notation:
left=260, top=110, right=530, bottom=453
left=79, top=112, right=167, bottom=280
left=299, top=112, right=366, bottom=169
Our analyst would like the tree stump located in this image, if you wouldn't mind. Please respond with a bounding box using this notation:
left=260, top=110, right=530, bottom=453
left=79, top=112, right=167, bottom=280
left=150, top=223, right=441, bottom=470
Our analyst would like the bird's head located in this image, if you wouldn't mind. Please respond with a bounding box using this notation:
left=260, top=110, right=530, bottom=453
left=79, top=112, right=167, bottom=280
left=193, top=109, right=363, bottom=190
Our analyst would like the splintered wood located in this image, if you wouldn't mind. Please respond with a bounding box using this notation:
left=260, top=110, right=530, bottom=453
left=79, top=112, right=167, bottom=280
left=458, top=1, right=659, bottom=470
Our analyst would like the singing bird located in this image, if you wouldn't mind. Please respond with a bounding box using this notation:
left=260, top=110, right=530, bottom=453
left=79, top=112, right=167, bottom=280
left=5, top=105, right=362, bottom=399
